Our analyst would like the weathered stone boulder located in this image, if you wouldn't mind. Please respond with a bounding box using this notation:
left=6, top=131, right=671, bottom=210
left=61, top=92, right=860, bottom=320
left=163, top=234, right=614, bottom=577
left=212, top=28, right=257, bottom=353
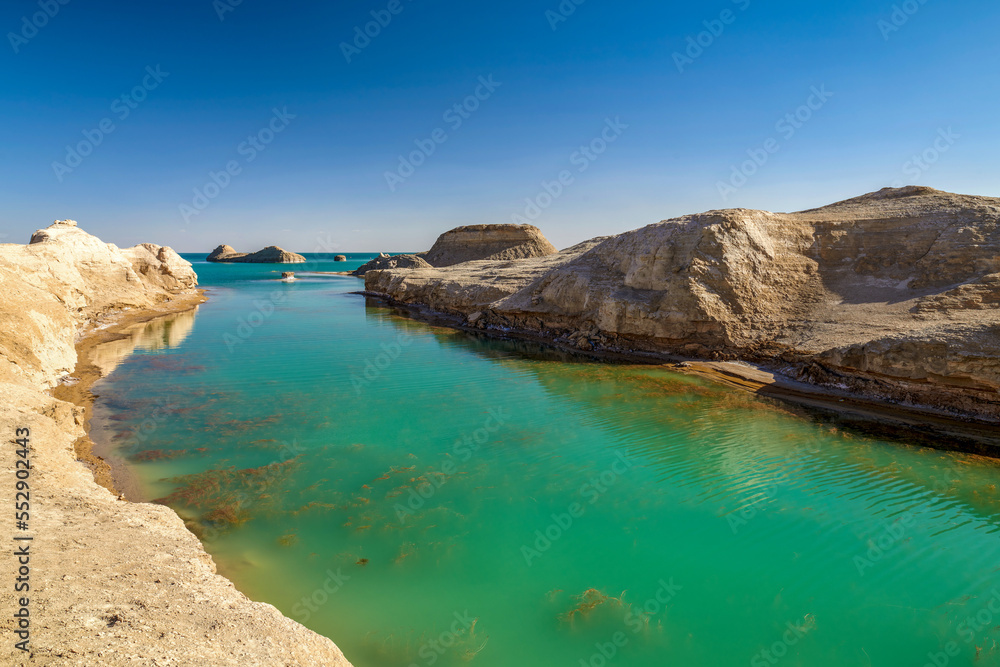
left=352, top=253, right=432, bottom=277
left=206, top=244, right=240, bottom=262
left=124, top=243, right=198, bottom=293
left=424, top=224, right=557, bottom=267
left=29, top=218, right=78, bottom=243
left=207, top=245, right=306, bottom=264
left=334, top=255, right=347, bottom=262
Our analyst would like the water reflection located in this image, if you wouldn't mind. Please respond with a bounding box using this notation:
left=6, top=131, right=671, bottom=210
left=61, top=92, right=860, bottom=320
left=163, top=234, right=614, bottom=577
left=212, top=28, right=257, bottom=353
left=369, top=301, right=1000, bottom=531
left=90, top=307, right=199, bottom=377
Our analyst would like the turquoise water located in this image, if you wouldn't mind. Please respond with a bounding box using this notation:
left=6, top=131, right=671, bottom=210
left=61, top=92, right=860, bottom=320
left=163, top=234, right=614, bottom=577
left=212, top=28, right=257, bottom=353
left=90, top=254, right=1000, bottom=667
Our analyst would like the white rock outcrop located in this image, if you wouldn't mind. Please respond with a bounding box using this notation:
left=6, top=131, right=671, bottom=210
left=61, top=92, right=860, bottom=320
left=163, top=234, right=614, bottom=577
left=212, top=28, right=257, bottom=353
left=0, top=221, right=353, bottom=666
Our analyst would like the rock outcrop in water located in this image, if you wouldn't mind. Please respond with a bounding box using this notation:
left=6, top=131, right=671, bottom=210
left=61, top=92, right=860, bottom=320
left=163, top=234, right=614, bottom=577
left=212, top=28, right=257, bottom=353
left=352, top=253, right=433, bottom=276
left=424, top=223, right=558, bottom=267
left=207, top=244, right=306, bottom=263
left=0, top=221, right=352, bottom=665
left=365, top=187, right=1000, bottom=423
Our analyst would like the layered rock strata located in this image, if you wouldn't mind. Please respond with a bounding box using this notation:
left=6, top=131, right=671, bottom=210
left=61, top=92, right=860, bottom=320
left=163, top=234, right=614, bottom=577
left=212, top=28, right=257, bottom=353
left=365, top=188, right=1000, bottom=425
left=423, top=224, right=558, bottom=266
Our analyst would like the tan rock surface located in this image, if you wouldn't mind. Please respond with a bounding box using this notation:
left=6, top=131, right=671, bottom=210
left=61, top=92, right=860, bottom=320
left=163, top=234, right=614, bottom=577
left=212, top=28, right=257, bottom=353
left=207, top=244, right=306, bottom=263
left=351, top=253, right=432, bottom=277
left=366, top=187, right=1000, bottom=423
left=423, top=223, right=558, bottom=267
left=0, top=222, right=352, bottom=666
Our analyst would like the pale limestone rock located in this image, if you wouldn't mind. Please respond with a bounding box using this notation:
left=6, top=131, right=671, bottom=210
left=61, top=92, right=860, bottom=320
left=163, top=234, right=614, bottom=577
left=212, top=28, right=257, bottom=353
left=352, top=253, right=432, bottom=277
left=424, top=223, right=558, bottom=267
left=207, top=244, right=306, bottom=263
left=0, top=221, right=353, bottom=666
left=366, top=187, right=1000, bottom=422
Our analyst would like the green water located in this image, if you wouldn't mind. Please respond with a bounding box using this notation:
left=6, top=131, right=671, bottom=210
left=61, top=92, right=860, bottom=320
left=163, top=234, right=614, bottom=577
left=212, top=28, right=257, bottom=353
left=89, top=254, right=1000, bottom=667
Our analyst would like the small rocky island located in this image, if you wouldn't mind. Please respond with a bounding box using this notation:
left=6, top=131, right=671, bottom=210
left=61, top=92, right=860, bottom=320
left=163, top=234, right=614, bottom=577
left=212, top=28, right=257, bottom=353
left=207, top=244, right=306, bottom=263
left=351, top=223, right=556, bottom=276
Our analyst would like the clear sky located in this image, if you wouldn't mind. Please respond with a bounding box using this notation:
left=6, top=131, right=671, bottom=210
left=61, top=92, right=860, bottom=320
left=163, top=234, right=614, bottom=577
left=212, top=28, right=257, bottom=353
left=1, top=0, right=997, bottom=252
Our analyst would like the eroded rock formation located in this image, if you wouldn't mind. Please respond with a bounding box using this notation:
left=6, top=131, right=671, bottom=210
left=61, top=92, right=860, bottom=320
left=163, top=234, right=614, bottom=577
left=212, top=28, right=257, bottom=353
left=423, top=224, right=558, bottom=267
left=0, top=221, right=352, bottom=665
left=207, top=244, right=306, bottom=263
left=365, top=187, right=1000, bottom=423
left=352, top=253, right=433, bottom=277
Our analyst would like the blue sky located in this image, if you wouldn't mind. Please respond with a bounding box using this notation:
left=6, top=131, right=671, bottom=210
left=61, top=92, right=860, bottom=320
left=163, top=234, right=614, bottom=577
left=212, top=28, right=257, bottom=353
left=1, top=0, right=997, bottom=252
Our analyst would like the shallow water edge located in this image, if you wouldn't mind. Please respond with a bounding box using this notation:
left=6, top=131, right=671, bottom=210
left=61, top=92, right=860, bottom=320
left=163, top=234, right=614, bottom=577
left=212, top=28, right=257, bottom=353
left=360, top=290, right=1000, bottom=457
left=53, top=290, right=208, bottom=497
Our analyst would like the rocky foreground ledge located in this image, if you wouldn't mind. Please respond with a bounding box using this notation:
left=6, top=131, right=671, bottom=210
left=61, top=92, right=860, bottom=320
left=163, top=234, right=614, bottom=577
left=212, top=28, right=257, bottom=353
left=0, top=221, right=351, bottom=665
left=365, top=187, right=1000, bottom=430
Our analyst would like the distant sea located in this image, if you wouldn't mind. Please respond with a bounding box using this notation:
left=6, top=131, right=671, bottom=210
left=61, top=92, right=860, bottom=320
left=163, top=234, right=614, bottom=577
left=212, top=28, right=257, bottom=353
left=87, top=252, right=1000, bottom=667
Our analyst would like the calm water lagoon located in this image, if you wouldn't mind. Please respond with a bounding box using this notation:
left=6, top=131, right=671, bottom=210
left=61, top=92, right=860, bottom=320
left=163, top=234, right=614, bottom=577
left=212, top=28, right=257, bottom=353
left=89, top=255, right=1000, bottom=667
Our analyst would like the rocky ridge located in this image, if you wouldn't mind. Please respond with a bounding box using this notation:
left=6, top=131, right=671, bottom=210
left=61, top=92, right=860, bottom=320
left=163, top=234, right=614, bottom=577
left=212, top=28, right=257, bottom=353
left=207, top=244, right=306, bottom=263
left=364, top=188, right=1000, bottom=425
left=0, top=221, right=352, bottom=666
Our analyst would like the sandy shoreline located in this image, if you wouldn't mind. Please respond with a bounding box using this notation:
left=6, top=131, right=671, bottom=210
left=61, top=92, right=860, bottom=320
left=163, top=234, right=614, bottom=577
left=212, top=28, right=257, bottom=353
left=362, top=291, right=1000, bottom=455
left=52, top=291, right=208, bottom=500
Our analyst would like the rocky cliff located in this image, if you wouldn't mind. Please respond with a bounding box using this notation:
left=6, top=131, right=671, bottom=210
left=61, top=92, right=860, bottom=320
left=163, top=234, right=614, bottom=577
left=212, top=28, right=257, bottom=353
left=207, top=244, right=306, bottom=263
left=423, top=224, right=558, bottom=266
left=0, top=221, right=352, bottom=666
left=365, top=188, right=1000, bottom=424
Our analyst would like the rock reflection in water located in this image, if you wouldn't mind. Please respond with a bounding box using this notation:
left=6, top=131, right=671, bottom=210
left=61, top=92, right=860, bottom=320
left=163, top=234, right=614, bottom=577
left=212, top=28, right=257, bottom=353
left=90, top=307, right=199, bottom=377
